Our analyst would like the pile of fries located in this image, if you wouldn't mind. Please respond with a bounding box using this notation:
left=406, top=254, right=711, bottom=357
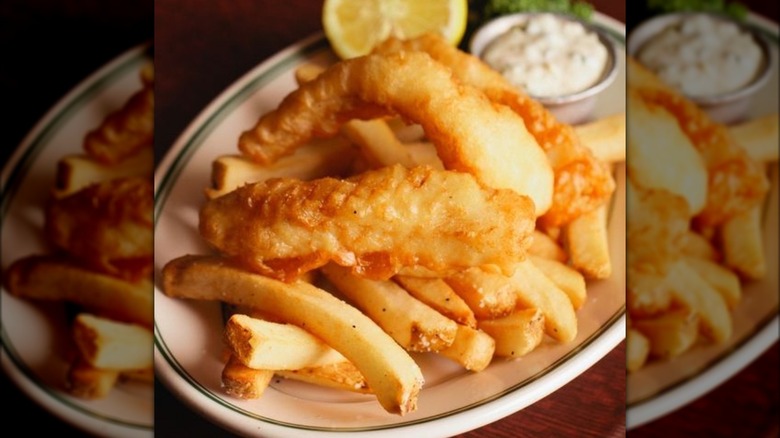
left=3, top=63, right=155, bottom=398
left=626, top=57, right=778, bottom=372
left=161, top=37, right=625, bottom=415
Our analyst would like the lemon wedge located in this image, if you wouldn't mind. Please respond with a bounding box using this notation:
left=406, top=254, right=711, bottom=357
left=322, top=0, right=468, bottom=59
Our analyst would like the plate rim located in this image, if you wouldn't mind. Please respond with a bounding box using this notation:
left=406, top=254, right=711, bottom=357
left=153, top=12, right=626, bottom=437
left=625, top=11, right=779, bottom=430
left=0, top=42, right=154, bottom=437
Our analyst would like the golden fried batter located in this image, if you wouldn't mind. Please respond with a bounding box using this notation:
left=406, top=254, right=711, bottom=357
left=373, top=33, right=615, bottom=228
left=199, top=164, right=535, bottom=282
left=44, top=176, right=153, bottom=281
left=83, top=63, right=154, bottom=164
left=238, top=50, right=553, bottom=216
left=627, top=58, right=769, bottom=228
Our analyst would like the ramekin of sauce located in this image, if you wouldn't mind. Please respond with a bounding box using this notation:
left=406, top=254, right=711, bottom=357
left=470, top=12, right=618, bottom=124
left=628, top=12, right=772, bottom=124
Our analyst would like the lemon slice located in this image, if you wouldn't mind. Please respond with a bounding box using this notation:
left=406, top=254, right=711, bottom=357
left=322, top=0, right=468, bottom=59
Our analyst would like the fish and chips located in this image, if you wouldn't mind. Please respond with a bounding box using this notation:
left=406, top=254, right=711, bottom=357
left=3, top=63, right=154, bottom=398
left=626, top=57, right=777, bottom=371
left=160, top=33, right=624, bottom=414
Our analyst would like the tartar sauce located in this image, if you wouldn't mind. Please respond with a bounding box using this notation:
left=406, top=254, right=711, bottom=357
left=637, top=14, right=763, bottom=96
left=482, top=13, right=609, bottom=98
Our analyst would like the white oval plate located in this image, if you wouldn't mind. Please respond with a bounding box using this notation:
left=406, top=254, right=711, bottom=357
left=1, top=45, right=154, bottom=437
left=154, top=14, right=626, bottom=438
left=626, top=13, right=779, bottom=430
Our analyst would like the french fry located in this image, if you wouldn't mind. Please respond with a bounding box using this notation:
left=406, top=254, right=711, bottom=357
left=393, top=276, right=477, bottom=328
left=3, top=255, right=152, bottom=327
left=718, top=205, right=766, bottom=280
left=54, top=147, right=153, bottom=198
left=681, top=230, right=720, bottom=261
left=478, top=308, right=545, bottom=358
left=221, top=355, right=274, bottom=399
left=564, top=202, right=612, bottom=280
left=632, top=309, right=700, bottom=360
left=437, top=324, right=496, bottom=372
left=404, top=141, right=443, bottom=168
left=161, top=255, right=424, bottom=415
left=574, top=112, right=626, bottom=163
left=321, top=264, right=458, bottom=353
left=529, top=256, right=587, bottom=310
left=120, top=367, right=154, bottom=383
left=72, top=313, right=152, bottom=371
left=528, top=230, right=568, bottom=262
left=224, top=314, right=346, bottom=369
left=666, top=260, right=732, bottom=343
left=509, top=260, right=578, bottom=343
left=626, top=328, right=650, bottom=373
left=729, top=113, right=779, bottom=163
left=66, top=357, right=120, bottom=399
left=444, top=268, right=517, bottom=320
left=684, top=257, right=742, bottom=309
left=206, top=138, right=355, bottom=198
left=341, top=119, right=418, bottom=168
left=275, top=361, right=371, bottom=393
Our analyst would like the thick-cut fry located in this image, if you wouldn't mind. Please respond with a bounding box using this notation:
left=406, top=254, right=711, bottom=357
left=478, top=308, right=545, bottom=358
left=564, top=202, right=612, bottom=280
left=221, top=355, right=274, bottom=399
left=66, top=358, right=120, bottom=399
left=224, top=314, right=346, bottom=370
left=528, top=230, right=567, bottom=262
left=161, top=255, right=424, bottom=415
left=684, top=257, right=741, bottom=309
left=54, top=147, right=153, bottom=198
left=437, top=324, right=496, bottom=372
left=509, top=260, right=578, bottom=343
left=207, top=138, right=355, bottom=199
left=632, top=309, right=700, bottom=359
left=321, top=264, right=457, bottom=353
left=719, top=205, right=766, bottom=280
left=574, top=112, right=626, bottom=163
left=444, top=268, right=517, bottom=320
left=666, top=260, right=732, bottom=343
left=626, top=328, right=650, bottom=373
left=341, top=119, right=418, bottom=168
left=72, top=313, right=152, bottom=371
left=393, top=276, right=476, bottom=328
left=728, top=113, right=779, bottom=163
left=4, top=255, right=152, bottom=327
left=530, top=256, right=587, bottom=310
left=681, top=230, right=720, bottom=261
left=120, top=367, right=154, bottom=383
left=276, top=361, right=371, bottom=393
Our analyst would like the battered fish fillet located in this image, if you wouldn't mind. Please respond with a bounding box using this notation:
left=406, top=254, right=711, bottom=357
left=627, top=58, right=769, bottom=228
left=45, top=176, right=153, bottom=281
left=238, top=50, right=553, bottom=216
left=626, top=180, right=690, bottom=317
left=84, top=63, right=154, bottom=164
left=372, top=33, right=615, bottom=228
left=199, top=164, right=536, bottom=282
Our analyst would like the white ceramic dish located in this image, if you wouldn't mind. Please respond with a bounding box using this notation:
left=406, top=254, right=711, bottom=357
left=1, top=44, right=154, bottom=438
left=154, top=13, right=626, bottom=438
left=626, top=13, right=779, bottom=430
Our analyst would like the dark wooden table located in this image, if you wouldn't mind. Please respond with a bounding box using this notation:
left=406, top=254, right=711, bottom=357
left=153, top=1, right=627, bottom=436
